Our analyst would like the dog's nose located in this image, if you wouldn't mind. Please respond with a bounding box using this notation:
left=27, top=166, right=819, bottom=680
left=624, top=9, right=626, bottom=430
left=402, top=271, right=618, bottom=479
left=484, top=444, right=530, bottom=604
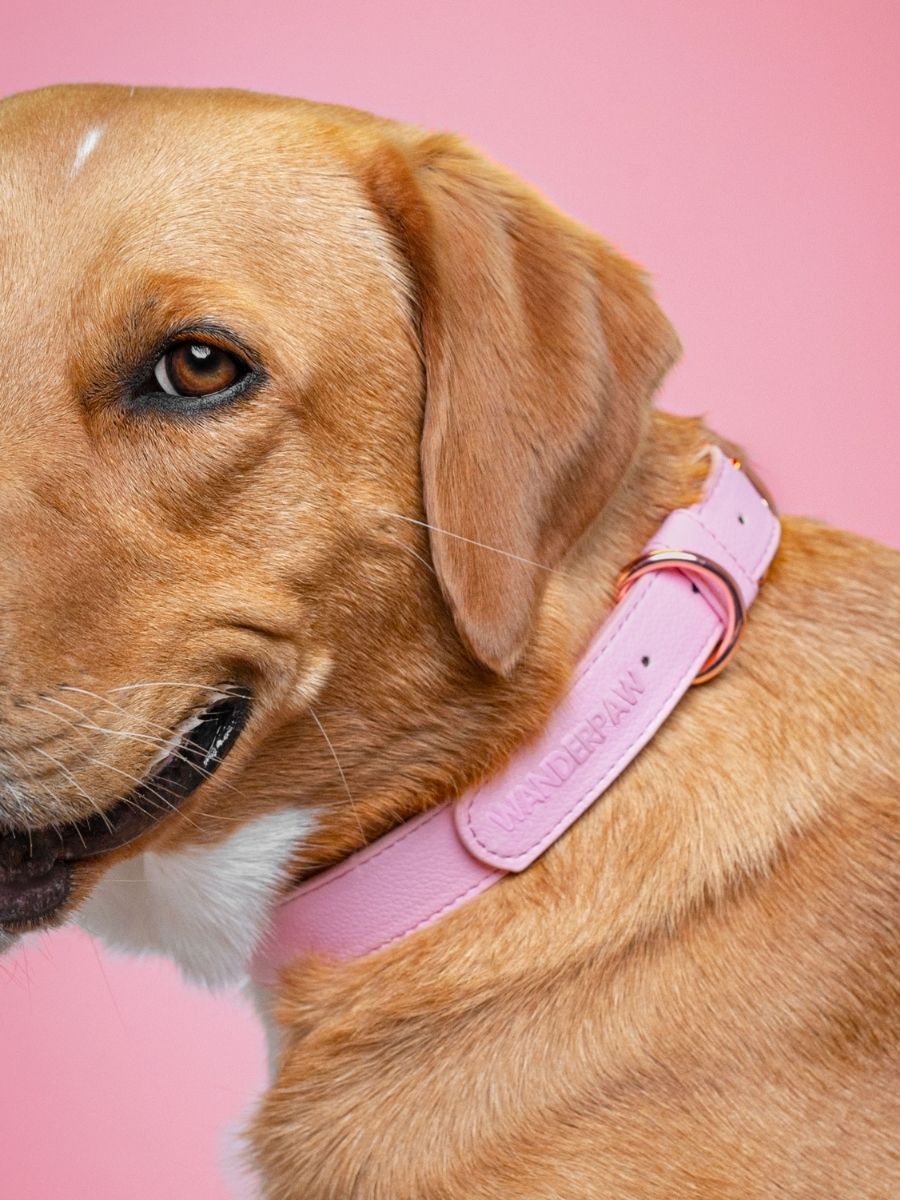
left=0, top=827, right=59, bottom=883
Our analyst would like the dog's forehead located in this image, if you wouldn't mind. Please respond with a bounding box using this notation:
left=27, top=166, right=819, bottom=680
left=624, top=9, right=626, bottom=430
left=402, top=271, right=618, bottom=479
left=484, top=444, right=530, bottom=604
left=1, top=83, right=371, bottom=185
left=0, top=85, right=394, bottom=301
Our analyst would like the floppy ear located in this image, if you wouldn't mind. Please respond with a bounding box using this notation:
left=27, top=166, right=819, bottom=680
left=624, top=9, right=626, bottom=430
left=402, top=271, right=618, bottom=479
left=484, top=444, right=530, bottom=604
left=365, top=133, right=681, bottom=675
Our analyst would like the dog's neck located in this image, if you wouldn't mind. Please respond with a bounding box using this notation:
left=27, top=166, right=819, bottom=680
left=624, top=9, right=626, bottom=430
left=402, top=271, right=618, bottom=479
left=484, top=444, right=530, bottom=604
left=248, top=416, right=799, bottom=1004
left=81, top=412, right=754, bottom=993
left=269, top=411, right=715, bottom=878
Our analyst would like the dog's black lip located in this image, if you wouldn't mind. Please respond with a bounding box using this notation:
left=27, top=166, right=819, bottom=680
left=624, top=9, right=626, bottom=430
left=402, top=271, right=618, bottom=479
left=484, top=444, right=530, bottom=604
left=0, top=689, right=251, bottom=927
left=0, top=862, right=70, bottom=926
left=58, top=688, right=252, bottom=860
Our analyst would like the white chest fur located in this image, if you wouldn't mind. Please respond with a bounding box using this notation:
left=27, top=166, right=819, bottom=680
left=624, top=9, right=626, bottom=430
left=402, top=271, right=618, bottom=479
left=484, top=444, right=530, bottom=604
left=76, top=807, right=317, bottom=989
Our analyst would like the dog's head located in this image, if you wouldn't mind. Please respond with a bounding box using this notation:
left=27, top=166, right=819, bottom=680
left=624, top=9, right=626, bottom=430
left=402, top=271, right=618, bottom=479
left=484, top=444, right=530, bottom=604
left=0, top=85, right=679, bottom=964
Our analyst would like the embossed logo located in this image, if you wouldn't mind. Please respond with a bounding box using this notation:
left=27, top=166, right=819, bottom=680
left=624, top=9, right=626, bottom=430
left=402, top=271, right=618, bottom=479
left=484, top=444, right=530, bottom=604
left=487, top=668, right=646, bottom=834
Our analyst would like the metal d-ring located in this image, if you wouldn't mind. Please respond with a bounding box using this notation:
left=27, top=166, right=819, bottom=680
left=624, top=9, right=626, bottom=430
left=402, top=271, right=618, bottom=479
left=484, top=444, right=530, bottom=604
left=614, top=549, right=747, bottom=685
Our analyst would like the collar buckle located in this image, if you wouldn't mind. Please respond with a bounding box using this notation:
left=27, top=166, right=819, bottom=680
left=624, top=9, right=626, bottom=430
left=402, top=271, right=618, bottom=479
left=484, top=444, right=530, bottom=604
left=615, top=548, right=746, bottom=684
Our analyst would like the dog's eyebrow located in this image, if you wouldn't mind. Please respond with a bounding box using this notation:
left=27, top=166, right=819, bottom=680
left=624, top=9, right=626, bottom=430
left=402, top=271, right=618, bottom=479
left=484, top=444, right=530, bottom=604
left=70, top=282, right=267, bottom=405
left=117, top=282, right=265, bottom=358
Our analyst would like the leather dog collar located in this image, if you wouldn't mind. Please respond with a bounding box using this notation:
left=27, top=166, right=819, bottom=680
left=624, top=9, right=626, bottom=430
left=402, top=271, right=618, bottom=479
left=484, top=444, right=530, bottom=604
left=251, top=448, right=780, bottom=982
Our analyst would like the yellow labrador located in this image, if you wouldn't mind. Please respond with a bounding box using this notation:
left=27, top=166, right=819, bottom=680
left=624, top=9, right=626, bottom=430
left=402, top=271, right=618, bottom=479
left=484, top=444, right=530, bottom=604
left=0, top=85, right=898, bottom=1198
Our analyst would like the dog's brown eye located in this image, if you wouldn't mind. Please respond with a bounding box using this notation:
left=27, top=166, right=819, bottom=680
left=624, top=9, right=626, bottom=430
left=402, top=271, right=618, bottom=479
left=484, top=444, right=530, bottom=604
left=153, top=342, right=245, bottom=398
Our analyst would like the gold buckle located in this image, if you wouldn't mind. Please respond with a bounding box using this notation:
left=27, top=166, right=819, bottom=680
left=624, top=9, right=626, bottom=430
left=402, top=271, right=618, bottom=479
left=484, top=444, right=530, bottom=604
left=615, top=549, right=746, bottom=685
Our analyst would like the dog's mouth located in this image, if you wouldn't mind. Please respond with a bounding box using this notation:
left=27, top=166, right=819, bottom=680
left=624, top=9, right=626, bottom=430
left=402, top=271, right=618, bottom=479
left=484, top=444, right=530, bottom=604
left=0, top=688, right=251, bottom=929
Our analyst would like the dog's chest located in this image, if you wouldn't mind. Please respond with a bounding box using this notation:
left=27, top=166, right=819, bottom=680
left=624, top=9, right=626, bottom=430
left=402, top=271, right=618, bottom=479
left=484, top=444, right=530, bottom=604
left=75, top=808, right=317, bottom=988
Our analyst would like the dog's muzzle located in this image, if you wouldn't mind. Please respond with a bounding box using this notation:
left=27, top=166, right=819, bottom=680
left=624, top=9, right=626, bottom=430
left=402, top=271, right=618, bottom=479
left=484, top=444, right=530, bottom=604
left=0, top=689, right=250, bottom=927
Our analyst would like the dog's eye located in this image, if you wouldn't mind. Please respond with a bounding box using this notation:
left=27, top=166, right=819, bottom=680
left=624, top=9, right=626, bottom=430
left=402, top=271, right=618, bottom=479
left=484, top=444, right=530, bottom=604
left=153, top=341, right=247, bottom=398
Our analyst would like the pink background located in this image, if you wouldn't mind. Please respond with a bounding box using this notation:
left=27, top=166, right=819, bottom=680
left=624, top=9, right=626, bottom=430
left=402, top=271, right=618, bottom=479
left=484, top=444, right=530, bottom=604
left=2, top=2, right=898, bottom=1196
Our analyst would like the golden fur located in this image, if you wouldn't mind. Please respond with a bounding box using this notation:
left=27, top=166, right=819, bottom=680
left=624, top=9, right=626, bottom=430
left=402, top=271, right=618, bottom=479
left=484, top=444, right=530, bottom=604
left=0, top=84, right=897, bottom=1197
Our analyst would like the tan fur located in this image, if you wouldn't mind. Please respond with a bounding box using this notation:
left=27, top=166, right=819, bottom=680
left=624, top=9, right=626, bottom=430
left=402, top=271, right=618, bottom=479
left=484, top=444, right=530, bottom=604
left=0, top=84, right=897, bottom=1198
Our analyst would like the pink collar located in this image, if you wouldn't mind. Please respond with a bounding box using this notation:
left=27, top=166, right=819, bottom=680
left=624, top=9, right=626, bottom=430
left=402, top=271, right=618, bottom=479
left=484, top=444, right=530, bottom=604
left=251, top=449, right=780, bottom=982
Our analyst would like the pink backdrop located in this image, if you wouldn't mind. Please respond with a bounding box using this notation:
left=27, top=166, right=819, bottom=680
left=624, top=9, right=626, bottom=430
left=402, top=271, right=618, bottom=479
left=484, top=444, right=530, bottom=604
left=2, top=2, right=898, bottom=1197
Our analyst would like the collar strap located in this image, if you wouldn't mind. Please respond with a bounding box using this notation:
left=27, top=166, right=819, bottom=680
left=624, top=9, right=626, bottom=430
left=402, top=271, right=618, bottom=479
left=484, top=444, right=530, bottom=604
left=251, top=448, right=780, bottom=981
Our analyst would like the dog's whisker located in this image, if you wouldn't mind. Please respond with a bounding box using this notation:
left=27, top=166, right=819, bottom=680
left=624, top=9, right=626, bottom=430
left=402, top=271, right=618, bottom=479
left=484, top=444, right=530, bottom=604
left=53, top=687, right=252, bottom=806
left=30, top=747, right=115, bottom=837
left=3, top=751, right=52, bottom=850
left=11, top=705, right=210, bottom=833
left=122, top=794, right=171, bottom=826
left=81, top=755, right=204, bottom=834
left=0, top=724, right=80, bottom=757
left=18, top=702, right=92, bottom=740
left=308, top=706, right=365, bottom=840
left=374, top=508, right=587, bottom=581
left=108, top=682, right=241, bottom=695
left=19, top=703, right=175, bottom=786
left=59, top=685, right=195, bottom=742
left=19, top=702, right=90, bottom=735
left=381, top=534, right=437, bottom=576
left=43, top=708, right=182, bottom=754
left=30, top=693, right=250, bottom=802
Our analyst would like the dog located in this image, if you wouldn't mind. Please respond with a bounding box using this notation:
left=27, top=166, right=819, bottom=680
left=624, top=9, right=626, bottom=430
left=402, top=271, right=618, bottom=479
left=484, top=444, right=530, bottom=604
left=1, top=83, right=898, bottom=1199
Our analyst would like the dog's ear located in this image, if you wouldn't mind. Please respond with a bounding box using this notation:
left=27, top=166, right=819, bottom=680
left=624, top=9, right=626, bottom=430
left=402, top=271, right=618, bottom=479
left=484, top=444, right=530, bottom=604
left=365, top=134, right=681, bottom=674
